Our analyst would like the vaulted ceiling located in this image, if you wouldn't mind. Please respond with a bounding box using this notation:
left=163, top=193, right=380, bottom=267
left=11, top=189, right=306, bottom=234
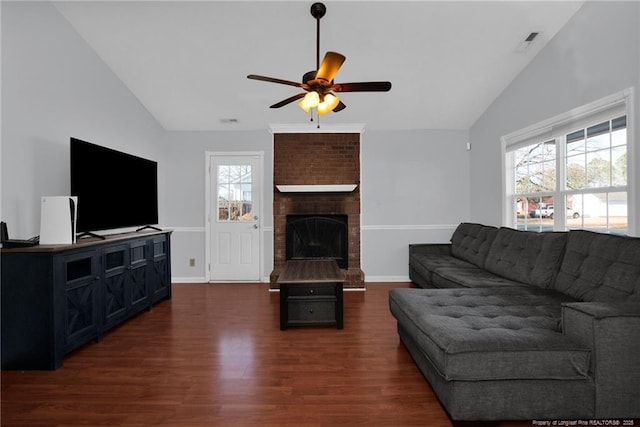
left=54, top=1, right=584, bottom=131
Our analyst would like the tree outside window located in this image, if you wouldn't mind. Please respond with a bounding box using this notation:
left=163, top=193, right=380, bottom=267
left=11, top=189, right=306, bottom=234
left=508, top=116, right=628, bottom=234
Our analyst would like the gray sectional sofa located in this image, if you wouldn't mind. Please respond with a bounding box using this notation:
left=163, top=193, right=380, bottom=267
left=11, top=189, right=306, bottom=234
left=389, top=223, right=640, bottom=422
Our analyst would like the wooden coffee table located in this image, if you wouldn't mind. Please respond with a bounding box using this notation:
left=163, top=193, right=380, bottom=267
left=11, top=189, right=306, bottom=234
left=278, top=259, right=344, bottom=330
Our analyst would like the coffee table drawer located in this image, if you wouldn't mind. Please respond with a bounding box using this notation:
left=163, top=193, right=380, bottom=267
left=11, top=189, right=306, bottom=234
left=287, top=283, right=338, bottom=297
left=287, top=299, right=336, bottom=324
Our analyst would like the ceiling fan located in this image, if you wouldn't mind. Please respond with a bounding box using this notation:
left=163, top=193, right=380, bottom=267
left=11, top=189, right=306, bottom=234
left=247, top=2, right=391, bottom=116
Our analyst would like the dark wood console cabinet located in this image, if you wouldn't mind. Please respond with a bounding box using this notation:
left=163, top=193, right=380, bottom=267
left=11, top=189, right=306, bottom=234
left=1, top=230, right=171, bottom=370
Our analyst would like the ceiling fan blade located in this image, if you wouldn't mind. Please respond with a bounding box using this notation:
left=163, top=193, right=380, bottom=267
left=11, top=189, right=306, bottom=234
left=332, top=81, right=392, bottom=92
left=270, top=93, right=306, bottom=109
left=247, top=74, right=304, bottom=88
left=315, top=51, right=346, bottom=83
left=333, top=100, right=346, bottom=112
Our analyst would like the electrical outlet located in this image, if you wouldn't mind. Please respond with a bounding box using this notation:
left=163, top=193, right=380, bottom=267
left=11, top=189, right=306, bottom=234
left=189, top=258, right=195, bottom=267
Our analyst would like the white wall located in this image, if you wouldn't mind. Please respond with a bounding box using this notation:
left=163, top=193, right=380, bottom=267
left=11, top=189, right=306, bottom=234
left=158, top=130, right=273, bottom=282
left=361, top=129, right=470, bottom=280
left=469, top=1, right=640, bottom=235
left=1, top=2, right=164, bottom=238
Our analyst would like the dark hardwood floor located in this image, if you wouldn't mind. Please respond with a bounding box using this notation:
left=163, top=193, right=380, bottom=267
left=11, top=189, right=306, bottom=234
left=1, top=283, right=531, bottom=427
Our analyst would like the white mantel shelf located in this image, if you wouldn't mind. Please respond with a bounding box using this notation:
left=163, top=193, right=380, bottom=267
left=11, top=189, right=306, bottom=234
left=276, top=184, right=358, bottom=193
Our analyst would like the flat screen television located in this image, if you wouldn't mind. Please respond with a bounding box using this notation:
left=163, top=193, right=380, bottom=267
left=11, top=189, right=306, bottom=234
left=70, top=137, right=158, bottom=233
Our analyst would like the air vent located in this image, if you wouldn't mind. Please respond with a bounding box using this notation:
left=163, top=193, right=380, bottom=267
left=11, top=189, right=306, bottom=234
left=515, top=31, right=542, bottom=53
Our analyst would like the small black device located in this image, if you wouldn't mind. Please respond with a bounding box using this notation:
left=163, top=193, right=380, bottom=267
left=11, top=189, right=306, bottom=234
left=0, top=221, right=39, bottom=248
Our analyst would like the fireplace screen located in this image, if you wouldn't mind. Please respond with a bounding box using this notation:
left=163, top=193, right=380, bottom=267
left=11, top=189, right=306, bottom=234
left=285, top=215, right=348, bottom=268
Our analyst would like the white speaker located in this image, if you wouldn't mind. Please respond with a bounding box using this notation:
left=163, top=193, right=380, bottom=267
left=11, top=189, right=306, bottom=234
left=40, top=196, right=78, bottom=245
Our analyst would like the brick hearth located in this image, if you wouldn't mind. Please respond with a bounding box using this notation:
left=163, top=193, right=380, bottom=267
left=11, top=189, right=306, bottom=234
left=270, top=132, right=364, bottom=289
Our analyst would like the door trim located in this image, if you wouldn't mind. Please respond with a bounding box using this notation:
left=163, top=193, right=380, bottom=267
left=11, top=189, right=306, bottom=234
left=205, top=151, right=264, bottom=282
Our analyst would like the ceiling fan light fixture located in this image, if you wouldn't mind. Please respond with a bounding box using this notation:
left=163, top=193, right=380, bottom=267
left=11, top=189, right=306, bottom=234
left=317, top=93, right=340, bottom=115
left=247, top=2, right=391, bottom=118
left=298, top=91, right=320, bottom=112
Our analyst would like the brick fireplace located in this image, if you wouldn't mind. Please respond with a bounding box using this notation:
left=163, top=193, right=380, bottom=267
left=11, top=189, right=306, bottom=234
left=270, top=131, right=364, bottom=289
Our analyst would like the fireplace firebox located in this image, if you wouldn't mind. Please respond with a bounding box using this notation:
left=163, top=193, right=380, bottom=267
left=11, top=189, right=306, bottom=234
left=285, top=215, right=348, bottom=269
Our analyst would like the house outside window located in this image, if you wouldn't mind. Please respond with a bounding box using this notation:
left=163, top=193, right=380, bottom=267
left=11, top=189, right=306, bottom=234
left=503, top=89, right=634, bottom=235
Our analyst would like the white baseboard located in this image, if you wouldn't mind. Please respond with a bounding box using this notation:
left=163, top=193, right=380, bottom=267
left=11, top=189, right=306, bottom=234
left=173, top=277, right=270, bottom=284
left=172, top=276, right=207, bottom=284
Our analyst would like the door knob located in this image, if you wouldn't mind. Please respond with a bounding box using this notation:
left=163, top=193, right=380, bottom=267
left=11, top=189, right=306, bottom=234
left=253, top=224, right=259, bottom=229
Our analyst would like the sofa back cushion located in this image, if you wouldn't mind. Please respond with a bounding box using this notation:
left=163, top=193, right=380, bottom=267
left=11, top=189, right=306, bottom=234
left=484, top=227, right=567, bottom=288
left=450, top=223, right=499, bottom=267
left=554, top=230, right=640, bottom=302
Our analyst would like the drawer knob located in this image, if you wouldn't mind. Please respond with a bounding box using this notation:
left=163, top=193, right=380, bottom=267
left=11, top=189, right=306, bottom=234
left=309, top=308, right=314, bottom=313
left=309, top=289, right=314, bottom=294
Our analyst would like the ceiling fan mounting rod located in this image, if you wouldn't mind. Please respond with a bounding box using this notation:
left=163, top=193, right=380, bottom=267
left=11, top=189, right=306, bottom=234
left=310, top=2, right=326, bottom=70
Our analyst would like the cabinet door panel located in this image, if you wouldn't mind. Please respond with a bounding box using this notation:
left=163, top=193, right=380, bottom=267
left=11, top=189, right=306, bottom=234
left=66, top=282, right=98, bottom=346
left=103, top=245, right=128, bottom=328
left=129, top=241, right=150, bottom=313
left=104, top=273, right=127, bottom=328
left=130, top=266, right=148, bottom=306
left=63, top=251, right=100, bottom=353
left=65, top=256, right=93, bottom=283
left=151, top=235, right=171, bottom=303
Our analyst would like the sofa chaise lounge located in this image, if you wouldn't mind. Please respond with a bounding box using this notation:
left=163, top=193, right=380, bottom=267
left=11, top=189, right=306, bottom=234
left=389, top=223, right=640, bottom=422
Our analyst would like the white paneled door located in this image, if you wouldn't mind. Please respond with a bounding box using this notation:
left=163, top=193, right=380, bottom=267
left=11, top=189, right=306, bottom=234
left=208, top=153, right=262, bottom=281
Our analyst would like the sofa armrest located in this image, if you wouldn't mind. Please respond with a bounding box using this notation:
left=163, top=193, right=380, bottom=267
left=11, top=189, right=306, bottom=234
left=562, top=302, right=640, bottom=418
left=409, top=243, right=452, bottom=257
left=564, top=301, right=640, bottom=318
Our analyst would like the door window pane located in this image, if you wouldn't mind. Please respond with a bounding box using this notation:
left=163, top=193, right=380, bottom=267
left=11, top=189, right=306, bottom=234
left=217, top=164, right=253, bottom=222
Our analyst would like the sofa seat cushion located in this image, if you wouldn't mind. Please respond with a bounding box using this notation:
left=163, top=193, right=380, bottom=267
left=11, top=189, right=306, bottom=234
left=554, top=230, right=640, bottom=303
left=389, top=287, right=590, bottom=381
left=483, top=228, right=567, bottom=289
left=410, top=252, right=477, bottom=273
left=432, top=267, right=527, bottom=289
left=410, top=252, right=479, bottom=288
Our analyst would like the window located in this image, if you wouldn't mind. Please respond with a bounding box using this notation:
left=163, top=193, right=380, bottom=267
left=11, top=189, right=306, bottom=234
left=217, top=164, right=253, bottom=221
left=503, top=89, right=634, bottom=235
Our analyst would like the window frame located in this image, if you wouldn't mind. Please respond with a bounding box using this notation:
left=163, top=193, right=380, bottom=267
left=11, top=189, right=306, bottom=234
left=501, top=88, right=635, bottom=235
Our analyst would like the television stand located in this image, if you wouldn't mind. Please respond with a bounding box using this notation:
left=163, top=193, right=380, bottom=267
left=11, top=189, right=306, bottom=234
left=136, top=225, right=162, bottom=232
left=1, top=230, right=172, bottom=370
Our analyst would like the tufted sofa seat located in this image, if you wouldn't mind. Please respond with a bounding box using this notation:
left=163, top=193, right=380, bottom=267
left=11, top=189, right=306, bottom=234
left=392, top=223, right=640, bottom=422
left=390, top=287, right=588, bottom=382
